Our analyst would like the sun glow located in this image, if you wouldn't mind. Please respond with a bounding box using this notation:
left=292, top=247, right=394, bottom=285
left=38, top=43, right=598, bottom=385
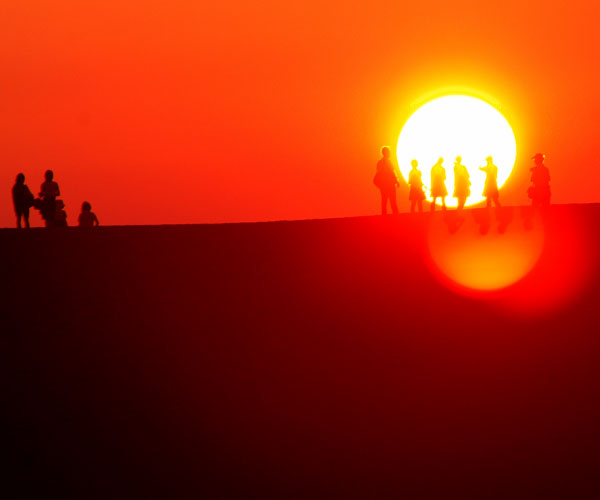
left=397, top=95, right=517, bottom=207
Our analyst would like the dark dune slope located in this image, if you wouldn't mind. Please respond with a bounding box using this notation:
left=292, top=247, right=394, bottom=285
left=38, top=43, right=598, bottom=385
left=3, top=205, right=600, bottom=498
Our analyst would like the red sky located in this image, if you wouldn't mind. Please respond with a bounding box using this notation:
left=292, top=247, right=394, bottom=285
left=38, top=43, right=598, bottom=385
left=1, top=1, right=599, bottom=226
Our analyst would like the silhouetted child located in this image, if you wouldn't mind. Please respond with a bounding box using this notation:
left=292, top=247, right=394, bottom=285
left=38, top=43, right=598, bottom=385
left=54, top=200, right=68, bottom=227
left=430, top=157, right=447, bottom=211
left=373, top=146, right=399, bottom=215
left=78, top=201, right=99, bottom=227
left=40, top=170, right=60, bottom=227
left=12, top=173, right=34, bottom=228
left=528, top=153, right=551, bottom=208
left=479, top=156, right=501, bottom=208
left=453, top=156, right=471, bottom=210
left=408, top=159, right=425, bottom=213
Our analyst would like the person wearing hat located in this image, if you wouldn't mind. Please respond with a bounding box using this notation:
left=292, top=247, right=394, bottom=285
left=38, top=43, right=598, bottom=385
left=430, top=157, right=448, bottom=211
left=373, top=146, right=399, bottom=215
left=453, top=156, right=471, bottom=210
left=528, top=153, right=551, bottom=208
left=479, top=156, right=501, bottom=208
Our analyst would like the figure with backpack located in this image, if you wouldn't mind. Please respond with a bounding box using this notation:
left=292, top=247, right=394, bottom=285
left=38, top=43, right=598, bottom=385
left=528, top=153, right=551, bottom=209
left=373, top=146, right=399, bottom=215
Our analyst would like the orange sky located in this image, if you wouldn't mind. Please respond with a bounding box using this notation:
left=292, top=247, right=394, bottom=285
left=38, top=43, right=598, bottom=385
left=1, top=1, right=599, bottom=226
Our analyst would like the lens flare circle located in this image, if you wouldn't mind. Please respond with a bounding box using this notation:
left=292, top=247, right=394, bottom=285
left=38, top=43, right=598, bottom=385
left=397, top=95, right=516, bottom=207
left=427, top=213, right=545, bottom=292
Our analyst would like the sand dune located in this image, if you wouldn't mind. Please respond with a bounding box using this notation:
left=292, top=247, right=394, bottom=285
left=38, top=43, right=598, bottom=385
left=4, top=204, right=600, bottom=498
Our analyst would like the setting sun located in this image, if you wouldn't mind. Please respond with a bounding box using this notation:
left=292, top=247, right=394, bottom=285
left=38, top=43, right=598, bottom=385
left=396, top=95, right=517, bottom=208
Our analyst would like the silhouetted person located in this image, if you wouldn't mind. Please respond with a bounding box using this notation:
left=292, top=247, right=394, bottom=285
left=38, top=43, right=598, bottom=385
left=479, top=156, right=501, bottom=208
left=408, top=159, right=425, bottom=213
left=373, top=146, right=399, bottom=215
left=528, top=153, right=551, bottom=208
left=430, top=157, right=447, bottom=211
left=78, top=201, right=99, bottom=227
left=453, top=156, right=471, bottom=210
left=54, top=200, right=68, bottom=227
left=12, top=173, right=34, bottom=228
left=40, top=170, right=60, bottom=227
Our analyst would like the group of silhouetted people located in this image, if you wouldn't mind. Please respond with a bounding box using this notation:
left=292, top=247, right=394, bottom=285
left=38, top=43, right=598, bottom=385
left=11, top=171, right=99, bottom=228
left=374, top=148, right=551, bottom=215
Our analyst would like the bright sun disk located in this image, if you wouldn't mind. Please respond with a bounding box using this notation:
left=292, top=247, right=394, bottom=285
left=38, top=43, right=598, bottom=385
left=397, top=95, right=517, bottom=207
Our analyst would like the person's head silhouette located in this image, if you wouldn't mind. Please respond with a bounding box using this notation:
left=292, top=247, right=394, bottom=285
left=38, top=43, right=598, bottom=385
left=436, top=157, right=444, bottom=166
left=82, top=201, right=92, bottom=212
left=16, top=173, right=25, bottom=184
left=381, top=146, right=391, bottom=159
left=532, top=153, right=545, bottom=166
left=485, top=156, right=493, bottom=165
left=411, top=159, right=418, bottom=168
left=45, top=170, right=54, bottom=181
left=455, top=156, right=462, bottom=164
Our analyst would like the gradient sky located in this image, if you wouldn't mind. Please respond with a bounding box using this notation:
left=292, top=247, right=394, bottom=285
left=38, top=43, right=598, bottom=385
left=1, top=1, right=599, bottom=226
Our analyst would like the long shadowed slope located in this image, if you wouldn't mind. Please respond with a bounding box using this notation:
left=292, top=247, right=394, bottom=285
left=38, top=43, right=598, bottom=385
left=4, top=204, right=600, bottom=498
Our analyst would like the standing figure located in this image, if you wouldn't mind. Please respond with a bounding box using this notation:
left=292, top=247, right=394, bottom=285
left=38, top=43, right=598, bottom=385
left=430, top=157, right=447, bottom=211
left=12, top=173, right=34, bottom=228
left=453, top=156, right=471, bottom=210
left=408, top=159, right=425, bottom=213
left=40, top=170, right=60, bottom=227
left=373, top=146, right=399, bottom=215
left=78, top=201, right=100, bottom=227
left=528, top=153, right=551, bottom=209
left=479, top=156, right=501, bottom=208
